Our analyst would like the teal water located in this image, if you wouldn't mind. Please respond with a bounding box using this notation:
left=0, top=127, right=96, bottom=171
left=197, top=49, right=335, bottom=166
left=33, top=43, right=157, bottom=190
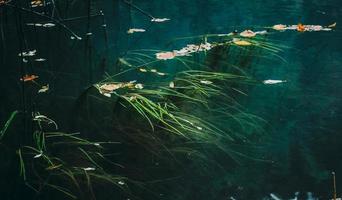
left=0, top=0, right=341, bottom=199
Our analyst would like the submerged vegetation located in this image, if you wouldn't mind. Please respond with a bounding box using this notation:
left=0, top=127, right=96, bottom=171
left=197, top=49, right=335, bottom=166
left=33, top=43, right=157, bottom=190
left=0, top=0, right=339, bottom=199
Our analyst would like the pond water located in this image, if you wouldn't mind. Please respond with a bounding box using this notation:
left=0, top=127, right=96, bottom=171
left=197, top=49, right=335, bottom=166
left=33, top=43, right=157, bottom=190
left=0, top=0, right=341, bottom=200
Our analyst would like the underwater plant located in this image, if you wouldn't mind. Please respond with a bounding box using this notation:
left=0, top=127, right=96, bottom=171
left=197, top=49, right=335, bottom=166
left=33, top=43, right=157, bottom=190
left=0, top=0, right=338, bottom=200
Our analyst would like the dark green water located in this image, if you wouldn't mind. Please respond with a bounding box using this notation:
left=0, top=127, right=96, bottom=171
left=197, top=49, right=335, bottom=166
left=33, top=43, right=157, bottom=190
left=0, top=0, right=341, bottom=199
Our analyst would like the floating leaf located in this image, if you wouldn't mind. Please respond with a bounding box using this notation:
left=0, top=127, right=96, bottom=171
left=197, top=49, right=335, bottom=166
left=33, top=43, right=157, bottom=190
left=135, top=83, right=144, bottom=89
left=38, top=84, right=49, bottom=93
left=272, top=24, right=287, bottom=31
left=240, top=30, right=256, bottom=37
left=233, top=38, right=252, bottom=46
left=20, top=74, right=39, bottom=82
left=151, top=18, right=170, bottom=22
left=297, top=23, right=305, bottom=32
left=127, top=28, right=146, bottom=34
left=169, top=81, right=175, bottom=88
left=35, top=58, right=46, bottom=62
left=139, top=68, right=147, bottom=72
left=200, top=80, right=213, bottom=85
left=263, top=80, right=287, bottom=84
left=156, top=52, right=175, bottom=60
left=328, top=22, right=337, bottom=28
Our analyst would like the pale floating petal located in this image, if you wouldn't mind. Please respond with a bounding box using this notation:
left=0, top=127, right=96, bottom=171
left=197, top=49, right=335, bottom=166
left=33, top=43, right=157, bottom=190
left=127, top=28, right=146, bottom=34
left=196, top=126, right=203, bottom=130
left=255, top=30, right=268, bottom=35
left=42, top=23, right=55, bottom=28
left=200, top=80, right=213, bottom=85
left=38, top=84, right=49, bottom=93
left=118, top=181, right=125, bottom=185
left=139, top=68, right=147, bottom=72
left=151, top=18, right=170, bottom=22
left=263, top=80, right=287, bottom=84
left=35, top=58, right=46, bottom=62
left=26, top=23, right=42, bottom=27
left=169, top=81, right=175, bottom=88
left=328, top=22, right=337, bottom=28
left=93, top=143, right=101, bottom=146
left=103, top=93, right=111, bottom=97
left=150, top=69, right=157, bottom=73
left=82, top=167, right=96, bottom=171
left=157, top=72, right=166, bottom=76
left=134, top=83, right=144, bottom=89
left=33, top=153, right=43, bottom=158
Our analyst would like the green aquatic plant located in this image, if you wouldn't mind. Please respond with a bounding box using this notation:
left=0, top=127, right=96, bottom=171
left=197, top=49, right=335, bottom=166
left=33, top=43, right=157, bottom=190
left=14, top=130, right=134, bottom=200
left=0, top=110, right=19, bottom=140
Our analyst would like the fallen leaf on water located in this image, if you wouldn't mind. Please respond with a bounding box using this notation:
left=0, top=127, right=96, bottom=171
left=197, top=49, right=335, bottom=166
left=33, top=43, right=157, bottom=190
left=38, top=84, right=49, bottom=93
left=135, top=83, right=144, bottom=89
left=328, top=22, right=337, bottom=28
left=151, top=18, right=170, bottom=22
left=157, top=72, right=166, bottom=76
left=169, top=81, right=175, bottom=88
left=240, top=30, right=256, bottom=37
left=31, top=0, right=43, bottom=7
left=200, top=80, right=213, bottom=85
left=20, top=74, right=39, bottom=82
left=156, top=51, right=175, bottom=60
left=139, top=68, right=147, bottom=72
left=297, top=23, right=305, bottom=32
left=150, top=69, right=157, bottom=73
left=42, top=23, right=55, bottom=28
left=272, top=24, right=287, bottom=31
left=127, top=28, right=146, bottom=34
left=263, top=80, right=287, bottom=84
left=99, top=83, right=124, bottom=92
left=35, top=58, right=46, bottom=62
left=118, top=181, right=125, bottom=185
left=232, top=38, right=252, bottom=46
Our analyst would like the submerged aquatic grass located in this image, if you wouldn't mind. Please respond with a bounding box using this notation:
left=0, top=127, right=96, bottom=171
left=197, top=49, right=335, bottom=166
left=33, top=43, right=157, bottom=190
left=0, top=0, right=336, bottom=198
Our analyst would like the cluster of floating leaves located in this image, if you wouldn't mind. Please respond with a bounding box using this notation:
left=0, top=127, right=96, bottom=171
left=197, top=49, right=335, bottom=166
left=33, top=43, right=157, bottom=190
left=139, top=68, right=167, bottom=76
left=155, top=22, right=336, bottom=60
left=26, top=23, right=55, bottom=28
left=156, top=42, right=212, bottom=60
left=272, top=22, right=336, bottom=32
left=95, top=80, right=144, bottom=98
left=31, top=0, right=44, bottom=8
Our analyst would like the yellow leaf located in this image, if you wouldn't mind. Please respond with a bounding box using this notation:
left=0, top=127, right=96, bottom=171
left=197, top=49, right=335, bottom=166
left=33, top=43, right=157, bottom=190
left=233, top=39, right=252, bottom=46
